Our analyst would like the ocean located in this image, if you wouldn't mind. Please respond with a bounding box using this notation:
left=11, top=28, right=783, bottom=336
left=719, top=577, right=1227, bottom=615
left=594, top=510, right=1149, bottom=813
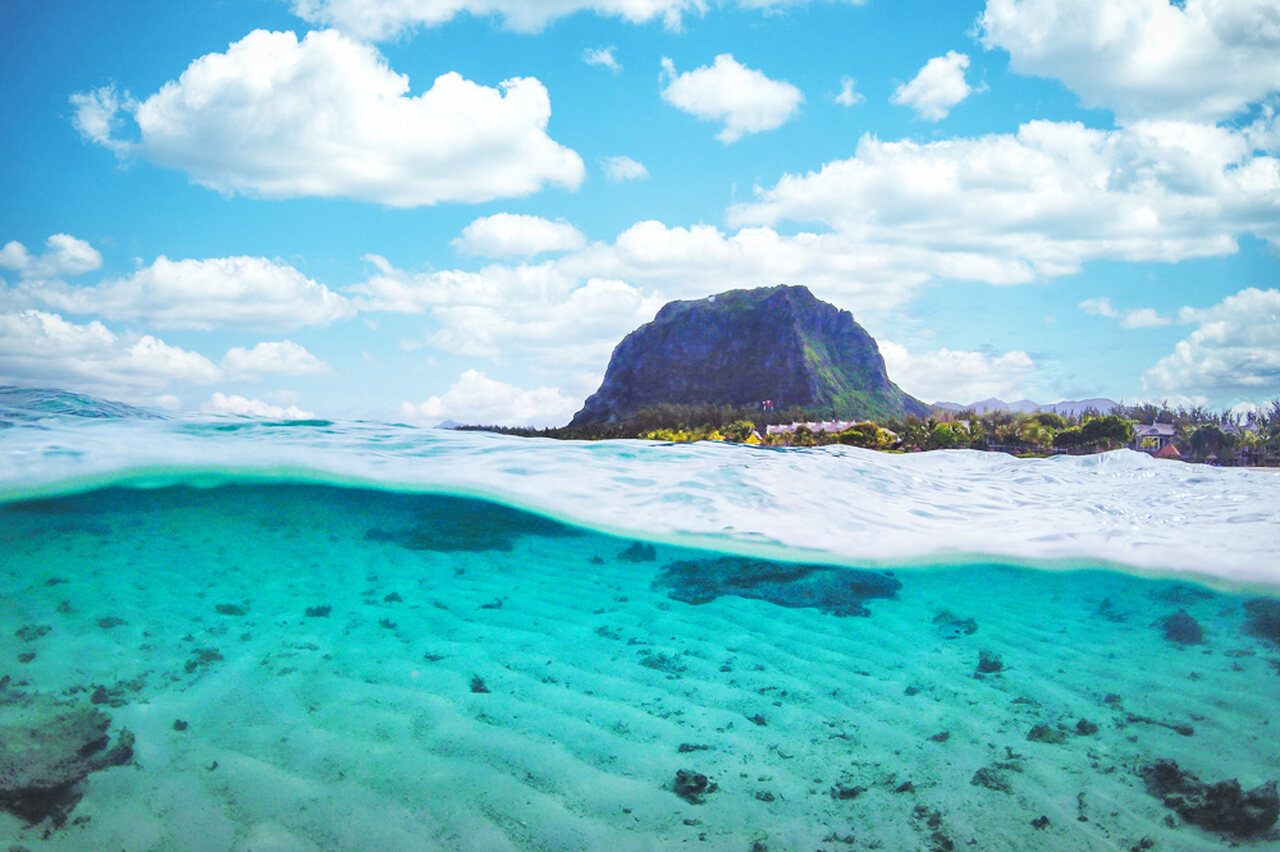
left=2, top=388, right=1278, bottom=851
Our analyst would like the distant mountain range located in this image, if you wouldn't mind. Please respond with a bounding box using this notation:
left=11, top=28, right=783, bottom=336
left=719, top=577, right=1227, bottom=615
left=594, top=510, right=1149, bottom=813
left=933, top=397, right=1120, bottom=416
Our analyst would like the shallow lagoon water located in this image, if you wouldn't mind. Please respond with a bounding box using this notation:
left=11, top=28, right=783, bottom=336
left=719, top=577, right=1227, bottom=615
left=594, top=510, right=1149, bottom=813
left=2, top=393, right=1279, bottom=850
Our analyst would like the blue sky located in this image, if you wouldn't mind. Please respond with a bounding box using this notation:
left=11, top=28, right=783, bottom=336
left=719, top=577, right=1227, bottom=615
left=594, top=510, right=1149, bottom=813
left=1, top=0, right=1277, bottom=424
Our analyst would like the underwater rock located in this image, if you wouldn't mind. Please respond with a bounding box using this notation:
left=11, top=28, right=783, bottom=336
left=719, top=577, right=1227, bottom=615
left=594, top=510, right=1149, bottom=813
left=1031, top=815, right=1050, bottom=830
left=172, top=720, right=188, bottom=731
left=383, top=592, right=402, bottom=603
left=1157, top=609, right=1204, bottom=645
left=1027, top=724, right=1069, bottom=745
left=0, top=681, right=135, bottom=826
left=304, top=605, right=331, bottom=618
left=95, top=617, right=126, bottom=629
left=975, top=650, right=1003, bottom=675
left=652, top=556, right=900, bottom=617
left=589, top=555, right=605, bottom=565
left=830, top=783, right=867, bottom=800
left=14, top=625, right=50, bottom=642
left=933, top=611, right=978, bottom=638
left=469, top=676, right=490, bottom=694
left=672, top=769, right=716, bottom=804
left=1243, top=598, right=1280, bottom=647
left=929, top=731, right=950, bottom=743
left=617, top=542, right=657, bottom=562
left=183, top=648, right=223, bottom=674
left=1140, top=759, right=1279, bottom=837
left=214, top=603, right=246, bottom=616
left=1075, top=719, right=1099, bottom=736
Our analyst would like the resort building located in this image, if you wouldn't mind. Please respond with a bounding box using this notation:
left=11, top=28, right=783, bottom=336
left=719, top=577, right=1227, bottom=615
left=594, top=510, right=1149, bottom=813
left=1132, top=422, right=1176, bottom=453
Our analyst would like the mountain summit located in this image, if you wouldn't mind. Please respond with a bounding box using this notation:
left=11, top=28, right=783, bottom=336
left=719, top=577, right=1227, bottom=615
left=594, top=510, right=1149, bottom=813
left=570, top=285, right=929, bottom=426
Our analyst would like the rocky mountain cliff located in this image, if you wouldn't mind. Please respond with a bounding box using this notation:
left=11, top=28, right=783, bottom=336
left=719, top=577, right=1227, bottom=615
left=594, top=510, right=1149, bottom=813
left=570, top=285, right=929, bottom=426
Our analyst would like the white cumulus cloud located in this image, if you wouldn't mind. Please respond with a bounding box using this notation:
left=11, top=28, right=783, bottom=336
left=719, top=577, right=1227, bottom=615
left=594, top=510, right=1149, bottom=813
left=0, top=234, right=103, bottom=279
left=454, top=213, right=587, bottom=258
left=401, top=370, right=577, bottom=427
left=879, top=341, right=1037, bottom=403
left=203, top=392, right=315, bottom=419
left=71, top=29, right=584, bottom=207
left=9, top=254, right=353, bottom=331
left=660, top=54, right=803, bottom=143
left=602, top=155, right=649, bottom=182
left=0, top=310, right=220, bottom=397
left=221, top=340, right=332, bottom=379
left=729, top=119, right=1280, bottom=281
left=979, top=0, right=1280, bottom=123
left=891, top=51, right=975, bottom=121
left=1142, top=287, right=1280, bottom=404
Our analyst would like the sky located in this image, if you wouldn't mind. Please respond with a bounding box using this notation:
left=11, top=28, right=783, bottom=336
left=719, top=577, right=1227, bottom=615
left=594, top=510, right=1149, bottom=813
left=1, top=0, right=1277, bottom=425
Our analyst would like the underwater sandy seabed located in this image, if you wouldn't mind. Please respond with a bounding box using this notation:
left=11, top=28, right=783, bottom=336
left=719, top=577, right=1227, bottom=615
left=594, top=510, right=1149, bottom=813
left=1, top=483, right=1278, bottom=851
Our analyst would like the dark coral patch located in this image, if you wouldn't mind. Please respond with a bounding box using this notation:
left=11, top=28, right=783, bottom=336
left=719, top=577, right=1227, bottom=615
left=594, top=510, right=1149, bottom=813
left=0, top=679, right=135, bottom=826
left=653, top=556, right=900, bottom=617
left=365, top=496, right=578, bottom=553
left=1157, top=609, right=1204, bottom=645
left=1141, top=759, right=1278, bottom=838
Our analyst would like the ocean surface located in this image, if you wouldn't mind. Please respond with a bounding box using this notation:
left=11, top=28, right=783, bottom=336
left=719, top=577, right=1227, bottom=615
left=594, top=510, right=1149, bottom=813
left=2, top=387, right=1279, bottom=851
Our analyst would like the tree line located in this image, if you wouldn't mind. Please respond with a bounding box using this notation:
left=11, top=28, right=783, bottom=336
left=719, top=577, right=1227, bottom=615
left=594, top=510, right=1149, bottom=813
left=457, top=400, right=1280, bottom=465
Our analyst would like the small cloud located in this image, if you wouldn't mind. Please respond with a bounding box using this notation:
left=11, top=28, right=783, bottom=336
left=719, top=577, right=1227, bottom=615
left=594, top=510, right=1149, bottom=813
left=453, top=213, right=586, bottom=258
left=602, top=155, right=649, bottom=182
left=202, top=392, right=315, bottom=420
left=660, top=54, right=804, bottom=143
left=0, top=234, right=103, bottom=279
left=834, top=76, right=865, bottom=107
left=891, top=50, right=974, bottom=121
left=1078, top=296, right=1118, bottom=317
left=582, top=46, right=620, bottom=73
left=69, top=85, right=135, bottom=156
left=1119, top=307, right=1172, bottom=329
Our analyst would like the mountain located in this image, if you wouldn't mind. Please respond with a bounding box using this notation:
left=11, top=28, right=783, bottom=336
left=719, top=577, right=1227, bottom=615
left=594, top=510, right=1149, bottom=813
left=934, top=397, right=1120, bottom=416
left=569, top=285, right=930, bottom=426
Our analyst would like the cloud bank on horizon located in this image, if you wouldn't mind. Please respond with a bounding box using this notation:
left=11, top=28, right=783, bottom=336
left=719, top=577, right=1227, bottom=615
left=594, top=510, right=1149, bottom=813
left=1, top=0, right=1277, bottom=426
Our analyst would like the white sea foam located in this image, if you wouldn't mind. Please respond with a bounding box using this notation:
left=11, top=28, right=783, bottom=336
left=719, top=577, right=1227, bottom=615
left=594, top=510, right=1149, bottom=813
left=1, top=413, right=1278, bottom=587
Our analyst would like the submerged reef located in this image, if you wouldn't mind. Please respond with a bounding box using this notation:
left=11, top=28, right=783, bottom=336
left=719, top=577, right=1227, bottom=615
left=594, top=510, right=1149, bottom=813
left=1243, top=598, right=1280, bottom=647
left=364, top=496, right=578, bottom=553
left=0, top=678, right=134, bottom=826
left=652, top=556, right=901, bottom=616
left=1141, top=759, right=1279, bottom=838
left=1156, top=609, right=1205, bottom=645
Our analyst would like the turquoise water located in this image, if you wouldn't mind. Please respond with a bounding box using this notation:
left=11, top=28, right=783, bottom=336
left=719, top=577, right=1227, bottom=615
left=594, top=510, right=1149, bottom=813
left=2, top=390, right=1279, bottom=850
